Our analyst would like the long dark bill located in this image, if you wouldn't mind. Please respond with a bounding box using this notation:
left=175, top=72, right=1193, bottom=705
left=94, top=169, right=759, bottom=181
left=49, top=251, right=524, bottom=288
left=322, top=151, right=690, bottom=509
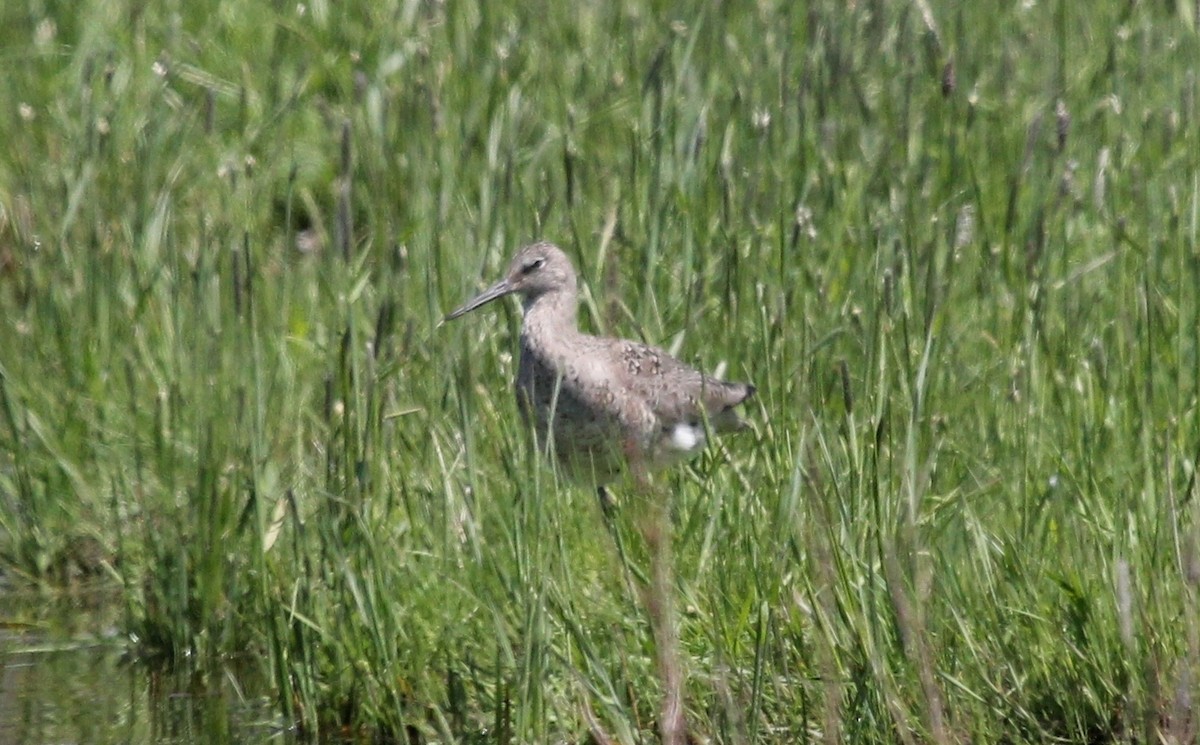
left=444, top=279, right=514, bottom=322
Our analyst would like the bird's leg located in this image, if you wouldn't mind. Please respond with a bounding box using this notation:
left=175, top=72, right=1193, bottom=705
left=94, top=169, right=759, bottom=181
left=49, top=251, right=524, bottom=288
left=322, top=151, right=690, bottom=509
left=641, top=497, right=686, bottom=745
left=625, top=439, right=688, bottom=745
left=597, top=485, right=616, bottom=519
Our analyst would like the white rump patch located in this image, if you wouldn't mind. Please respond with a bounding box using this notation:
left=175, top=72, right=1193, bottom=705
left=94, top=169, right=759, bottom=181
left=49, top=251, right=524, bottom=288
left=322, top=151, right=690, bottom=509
left=668, top=423, right=705, bottom=454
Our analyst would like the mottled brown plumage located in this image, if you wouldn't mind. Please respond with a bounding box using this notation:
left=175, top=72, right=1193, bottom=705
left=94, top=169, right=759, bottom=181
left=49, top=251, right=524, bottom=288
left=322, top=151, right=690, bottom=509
left=446, top=242, right=755, bottom=488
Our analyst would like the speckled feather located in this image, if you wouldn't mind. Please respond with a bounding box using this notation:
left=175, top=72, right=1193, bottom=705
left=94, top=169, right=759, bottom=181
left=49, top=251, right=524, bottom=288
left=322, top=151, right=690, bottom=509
left=446, top=242, right=755, bottom=487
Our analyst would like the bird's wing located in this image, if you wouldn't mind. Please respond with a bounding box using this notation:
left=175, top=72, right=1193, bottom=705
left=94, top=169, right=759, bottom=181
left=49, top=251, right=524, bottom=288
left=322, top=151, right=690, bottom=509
left=602, top=338, right=751, bottom=428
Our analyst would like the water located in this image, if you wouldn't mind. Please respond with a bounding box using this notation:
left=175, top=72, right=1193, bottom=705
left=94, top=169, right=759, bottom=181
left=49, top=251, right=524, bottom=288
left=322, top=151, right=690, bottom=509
left=0, top=586, right=286, bottom=745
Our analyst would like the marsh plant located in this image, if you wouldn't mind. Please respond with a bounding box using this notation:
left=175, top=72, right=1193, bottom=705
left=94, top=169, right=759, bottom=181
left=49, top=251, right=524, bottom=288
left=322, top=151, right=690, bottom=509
left=2, top=0, right=1199, bottom=741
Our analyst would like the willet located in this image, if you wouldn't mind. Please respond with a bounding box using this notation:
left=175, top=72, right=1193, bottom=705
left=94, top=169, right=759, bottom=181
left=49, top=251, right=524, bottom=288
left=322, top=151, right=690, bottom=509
left=445, top=241, right=755, bottom=497
left=447, top=241, right=750, bottom=744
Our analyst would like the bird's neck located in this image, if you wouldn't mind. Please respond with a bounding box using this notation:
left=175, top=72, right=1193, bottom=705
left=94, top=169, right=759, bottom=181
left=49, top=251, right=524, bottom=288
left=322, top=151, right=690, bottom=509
left=521, top=288, right=579, bottom=346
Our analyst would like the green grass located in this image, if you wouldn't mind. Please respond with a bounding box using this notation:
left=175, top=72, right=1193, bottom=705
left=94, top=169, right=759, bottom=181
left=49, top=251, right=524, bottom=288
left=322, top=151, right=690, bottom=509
left=2, top=0, right=1199, bottom=741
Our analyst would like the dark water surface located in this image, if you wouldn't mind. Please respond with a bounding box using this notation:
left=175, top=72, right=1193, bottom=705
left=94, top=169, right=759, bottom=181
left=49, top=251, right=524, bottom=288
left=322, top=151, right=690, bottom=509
left=1, top=586, right=286, bottom=745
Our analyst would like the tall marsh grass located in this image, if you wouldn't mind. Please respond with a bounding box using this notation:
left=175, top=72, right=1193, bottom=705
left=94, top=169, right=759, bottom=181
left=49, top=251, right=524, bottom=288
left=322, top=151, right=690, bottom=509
left=2, top=0, right=1199, bottom=741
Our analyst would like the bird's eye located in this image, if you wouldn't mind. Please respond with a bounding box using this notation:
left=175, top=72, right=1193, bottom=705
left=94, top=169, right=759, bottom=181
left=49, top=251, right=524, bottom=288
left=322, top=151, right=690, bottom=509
left=521, top=258, right=546, bottom=275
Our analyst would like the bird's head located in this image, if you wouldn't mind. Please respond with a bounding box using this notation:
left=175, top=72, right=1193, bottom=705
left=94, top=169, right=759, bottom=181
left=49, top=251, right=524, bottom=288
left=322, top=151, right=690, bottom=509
left=445, top=242, right=577, bottom=320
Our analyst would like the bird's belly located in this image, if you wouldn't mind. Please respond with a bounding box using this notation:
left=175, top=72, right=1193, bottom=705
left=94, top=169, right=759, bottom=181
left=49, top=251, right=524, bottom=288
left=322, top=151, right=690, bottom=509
left=515, top=353, right=715, bottom=486
left=515, top=370, right=632, bottom=486
left=517, top=387, right=710, bottom=486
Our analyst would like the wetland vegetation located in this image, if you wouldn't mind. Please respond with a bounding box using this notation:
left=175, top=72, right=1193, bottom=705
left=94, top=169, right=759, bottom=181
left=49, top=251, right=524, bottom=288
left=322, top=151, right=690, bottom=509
left=2, top=0, right=1199, bottom=741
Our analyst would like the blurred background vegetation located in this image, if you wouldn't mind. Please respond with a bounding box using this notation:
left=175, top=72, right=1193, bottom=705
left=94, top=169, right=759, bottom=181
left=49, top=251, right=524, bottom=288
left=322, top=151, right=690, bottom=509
left=2, top=0, right=1199, bottom=741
